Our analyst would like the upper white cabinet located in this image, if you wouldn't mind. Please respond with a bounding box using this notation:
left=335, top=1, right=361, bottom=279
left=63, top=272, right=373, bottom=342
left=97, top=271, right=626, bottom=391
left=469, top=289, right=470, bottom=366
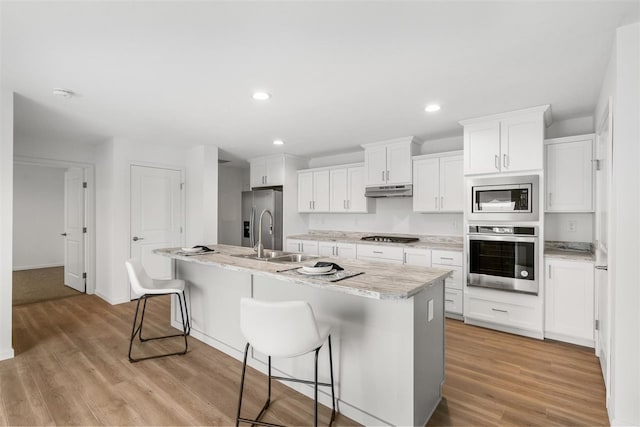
left=545, top=135, right=595, bottom=212
left=329, top=165, right=369, bottom=213
left=250, top=155, right=285, bottom=188
left=362, top=137, right=419, bottom=186
left=460, top=105, right=550, bottom=176
left=413, top=152, right=464, bottom=212
left=544, top=258, right=594, bottom=347
left=297, top=169, right=330, bottom=213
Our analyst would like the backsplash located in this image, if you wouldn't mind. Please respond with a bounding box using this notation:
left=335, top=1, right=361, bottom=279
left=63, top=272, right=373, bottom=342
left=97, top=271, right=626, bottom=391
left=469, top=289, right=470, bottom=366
left=545, top=240, right=594, bottom=253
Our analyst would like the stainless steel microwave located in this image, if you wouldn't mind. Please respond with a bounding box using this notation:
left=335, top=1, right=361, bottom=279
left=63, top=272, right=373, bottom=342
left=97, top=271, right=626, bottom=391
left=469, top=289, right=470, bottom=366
left=467, top=175, right=539, bottom=221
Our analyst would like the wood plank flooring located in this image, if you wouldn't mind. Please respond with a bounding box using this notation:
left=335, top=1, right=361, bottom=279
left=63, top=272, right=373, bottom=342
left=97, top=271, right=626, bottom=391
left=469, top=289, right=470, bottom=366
left=1, top=294, right=608, bottom=426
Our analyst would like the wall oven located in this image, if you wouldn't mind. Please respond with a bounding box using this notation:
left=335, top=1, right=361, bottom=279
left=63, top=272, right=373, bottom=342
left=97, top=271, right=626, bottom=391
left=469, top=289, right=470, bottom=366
left=468, top=175, right=539, bottom=221
left=467, top=225, right=539, bottom=295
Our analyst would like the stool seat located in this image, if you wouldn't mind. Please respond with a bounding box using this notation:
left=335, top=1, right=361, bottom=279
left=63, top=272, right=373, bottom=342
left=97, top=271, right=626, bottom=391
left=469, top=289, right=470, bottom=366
left=144, top=278, right=185, bottom=295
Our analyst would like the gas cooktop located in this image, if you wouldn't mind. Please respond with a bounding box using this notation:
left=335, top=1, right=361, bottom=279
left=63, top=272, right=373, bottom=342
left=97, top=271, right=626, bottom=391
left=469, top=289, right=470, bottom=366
left=360, top=235, right=420, bottom=244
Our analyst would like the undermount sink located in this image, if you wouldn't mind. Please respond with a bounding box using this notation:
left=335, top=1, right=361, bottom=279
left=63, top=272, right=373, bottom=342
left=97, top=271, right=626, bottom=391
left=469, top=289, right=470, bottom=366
left=230, top=250, right=317, bottom=264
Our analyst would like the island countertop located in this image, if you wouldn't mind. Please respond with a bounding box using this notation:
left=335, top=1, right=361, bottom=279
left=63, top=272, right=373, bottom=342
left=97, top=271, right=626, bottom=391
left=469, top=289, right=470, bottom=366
left=155, top=244, right=451, bottom=300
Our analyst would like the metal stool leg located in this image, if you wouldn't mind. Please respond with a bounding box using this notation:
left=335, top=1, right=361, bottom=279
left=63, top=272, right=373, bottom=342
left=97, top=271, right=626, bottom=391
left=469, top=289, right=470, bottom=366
left=314, top=347, right=320, bottom=427
left=328, top=335, right=336, bottom=426
left=236, top=343, right=250, bottom=427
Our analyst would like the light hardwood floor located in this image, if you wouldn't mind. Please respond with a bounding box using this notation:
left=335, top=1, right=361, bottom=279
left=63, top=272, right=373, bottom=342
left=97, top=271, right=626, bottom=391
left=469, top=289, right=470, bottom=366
left=1, top=294, right=608, bottom=426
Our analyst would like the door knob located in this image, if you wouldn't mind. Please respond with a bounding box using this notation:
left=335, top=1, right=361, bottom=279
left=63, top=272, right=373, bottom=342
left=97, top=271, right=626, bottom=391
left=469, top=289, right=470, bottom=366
left=132, top=236, right=144, bottom=242
left=595, top=265, right=608, bottom=271
left=60, top=233, right=67, bottom=236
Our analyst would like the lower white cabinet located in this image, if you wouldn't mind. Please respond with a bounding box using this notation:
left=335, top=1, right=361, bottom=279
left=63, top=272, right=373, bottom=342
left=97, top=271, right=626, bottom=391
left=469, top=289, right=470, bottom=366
left=317, top=241, right=357, bottom=259
left=356, top=244, right=404, bottom=264
left=403, top=248, right=431, bottom=267
left=544, top=258, right=594, bottom=347
left=431, top=250, right=464, bottom=316
left=286, top=239, right=319, bottom=255
left=465, top=293, right=539, bottom=331
left=444, top=289, right=463, bottom=314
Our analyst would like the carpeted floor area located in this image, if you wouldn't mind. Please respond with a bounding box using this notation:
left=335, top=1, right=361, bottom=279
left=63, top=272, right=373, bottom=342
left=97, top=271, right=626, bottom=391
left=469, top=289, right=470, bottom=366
left=12, top=266, right=83, bottom=306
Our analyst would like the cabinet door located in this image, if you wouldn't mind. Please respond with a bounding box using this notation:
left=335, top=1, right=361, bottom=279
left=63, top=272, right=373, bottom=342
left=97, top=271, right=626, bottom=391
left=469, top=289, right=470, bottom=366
left=297, top=172, right=314, bottom=212
left=347, top=167, right=368, bottom=213
left=286, top=240, right=301, bottom=252
left=412, top=158, right=440, bottom=212
left=545, top=139, right=594, bottom=212
left=386, top=142, right=412, bottom=184
left=318, top=241, right=336, bottom=257
left=500, top=114, right=543, bottom=172
left=336, top=243, right=357, bottom=259
left=439, top=156, right=464, bottom=212
left=364, top=145, right=387, bottom=186
left=265, top=156, right=284, bottom=186
left=300, top=240, right=319, bottom=255
left=463, top=121, right=501, bottom=175
left=250, top=161, right=267, bottom=188
left=545, top=259, right=594, bottom=344
left=403, top=248, right=431, bottom=267
left=330, top=168, right=348, bottom=212
left=313, top=170, right=330, bottom=212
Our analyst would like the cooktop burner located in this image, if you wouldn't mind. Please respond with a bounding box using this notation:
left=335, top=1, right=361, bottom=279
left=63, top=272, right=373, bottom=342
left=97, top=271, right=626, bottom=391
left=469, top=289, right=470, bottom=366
left=360, top=235, right=420, bottom=243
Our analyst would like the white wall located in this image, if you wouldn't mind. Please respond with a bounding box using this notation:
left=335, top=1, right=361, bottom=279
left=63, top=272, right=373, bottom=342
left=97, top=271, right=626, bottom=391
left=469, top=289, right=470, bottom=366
left=218, top=165, right=249, bottom=246
left=595, top=22, right=640, bottom=426
left=14, top=137, right=96, bottom=164
left=546, top=116, right=594, bottom=139
left=12, top=164, right=65, bottom=269
left=544, top=213, right=593, bottom=243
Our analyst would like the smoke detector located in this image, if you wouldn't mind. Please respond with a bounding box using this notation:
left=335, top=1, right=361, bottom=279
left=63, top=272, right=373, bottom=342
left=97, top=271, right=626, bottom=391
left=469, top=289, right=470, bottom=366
left=52, top=88, right=75, bottom=98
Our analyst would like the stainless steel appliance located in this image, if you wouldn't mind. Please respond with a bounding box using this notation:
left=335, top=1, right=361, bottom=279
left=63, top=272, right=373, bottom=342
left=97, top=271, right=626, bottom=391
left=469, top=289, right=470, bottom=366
left=364, top=184, right=413, bottom=198
left=361, top=235, right=419, bottom=243
left=467, top=225, right=538, bottom=295
left=241, top=188, right=283, bottom=250
left=468, top=175, right=539, bottom=221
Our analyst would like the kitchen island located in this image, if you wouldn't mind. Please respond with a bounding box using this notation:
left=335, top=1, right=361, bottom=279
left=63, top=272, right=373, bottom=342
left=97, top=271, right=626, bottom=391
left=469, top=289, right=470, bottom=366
left=155, top=244, right=450, bottom=426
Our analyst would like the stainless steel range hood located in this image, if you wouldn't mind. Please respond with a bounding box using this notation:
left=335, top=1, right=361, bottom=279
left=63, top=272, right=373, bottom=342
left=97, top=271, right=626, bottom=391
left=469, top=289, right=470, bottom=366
left=364, top=184, right=413, bottom=198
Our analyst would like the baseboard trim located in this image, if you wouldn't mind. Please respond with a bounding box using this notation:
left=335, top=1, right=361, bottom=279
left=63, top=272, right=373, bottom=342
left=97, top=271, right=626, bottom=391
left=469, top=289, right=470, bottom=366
left=544, top=331, right=595, bottom=349
left=94, top=291, right=130, bottom=306
left=0, top=348, right=14, bottom=361
left=13, top=263, right=64, bottom=271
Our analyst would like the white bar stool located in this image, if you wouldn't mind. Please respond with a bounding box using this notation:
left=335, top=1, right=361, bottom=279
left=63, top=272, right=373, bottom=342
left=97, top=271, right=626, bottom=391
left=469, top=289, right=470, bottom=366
left=125, top=259, right=190, bottom=363
left=236, top=298, right=336, bottom=427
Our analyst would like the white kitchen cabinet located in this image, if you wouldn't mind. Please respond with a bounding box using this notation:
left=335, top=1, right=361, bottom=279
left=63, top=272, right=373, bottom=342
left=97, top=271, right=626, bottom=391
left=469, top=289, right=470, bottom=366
left=250, top=155, right=285, bottom=188
left=297, top=169, right=330, bottom=213
left=356, top=244, right=404, bottom=264
left=460, top=106, right=549, bottom=175
left=431, top=250, right=464, bottom=316
left=544, top=258, right=595, bottom=347
left=318, top=241, right=357, bottom=259
left=403, top=248, right=431, bottom=267
left=286, top=239, right=319, bottom=255
left=329, top=165, right=369, bottom=213
left=362, top=137, right=419, bottom=186
left=413, top=152, right=463, bottom=212
left=545, top=135, right=595, bottom=212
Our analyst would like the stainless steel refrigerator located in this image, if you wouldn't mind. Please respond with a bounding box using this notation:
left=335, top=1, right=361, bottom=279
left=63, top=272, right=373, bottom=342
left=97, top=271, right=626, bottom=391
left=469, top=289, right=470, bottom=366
left=241, top=188, right=283, bottom=250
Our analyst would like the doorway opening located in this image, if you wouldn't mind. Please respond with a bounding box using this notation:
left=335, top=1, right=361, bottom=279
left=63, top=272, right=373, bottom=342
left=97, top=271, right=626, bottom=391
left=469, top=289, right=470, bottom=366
left=12, top=157, right=95, bottom=306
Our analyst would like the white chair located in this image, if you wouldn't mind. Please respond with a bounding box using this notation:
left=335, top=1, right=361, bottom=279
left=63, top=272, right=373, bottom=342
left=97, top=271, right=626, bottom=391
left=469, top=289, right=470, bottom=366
left=125, top=259, right=190, bottom=362
left=236, top=298, right=336, bottom=427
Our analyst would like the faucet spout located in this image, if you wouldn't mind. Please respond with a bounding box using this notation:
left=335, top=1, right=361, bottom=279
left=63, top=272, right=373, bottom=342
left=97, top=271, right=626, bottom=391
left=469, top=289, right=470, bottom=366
left=256, top=209, right=274, bottom=258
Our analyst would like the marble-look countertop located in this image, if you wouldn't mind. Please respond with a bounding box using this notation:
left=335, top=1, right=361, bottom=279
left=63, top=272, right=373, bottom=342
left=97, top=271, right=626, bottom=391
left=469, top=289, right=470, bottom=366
left=544, top=241, right=595, bottom=262
left=155, top=244, right=451, bottom=300
left=287, top=230, right=464, bottom=252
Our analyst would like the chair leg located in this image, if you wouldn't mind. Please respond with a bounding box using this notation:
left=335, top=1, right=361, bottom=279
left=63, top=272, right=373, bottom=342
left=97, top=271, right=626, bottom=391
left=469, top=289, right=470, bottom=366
left=176, top=292, right=189, bottom=354
left=314, top=347, right=320, bottom=427
left=138, top=296, right=149, bottom=341
left=328, top=335, right=336, bottom=426
left=236, top=343, right=250, bottom=427
left=182, top=291, right=191, bottom=335
left=128, top=297, right=143, bottom=362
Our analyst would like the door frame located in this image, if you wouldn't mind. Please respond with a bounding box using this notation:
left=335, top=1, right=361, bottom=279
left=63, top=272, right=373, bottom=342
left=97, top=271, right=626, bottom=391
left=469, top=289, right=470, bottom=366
left=13, top=156, right=96, bottom=295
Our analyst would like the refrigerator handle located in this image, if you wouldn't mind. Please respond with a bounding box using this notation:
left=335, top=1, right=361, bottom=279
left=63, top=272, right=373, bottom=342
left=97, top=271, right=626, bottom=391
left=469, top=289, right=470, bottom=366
left=250, top=207, right=255, bottom=249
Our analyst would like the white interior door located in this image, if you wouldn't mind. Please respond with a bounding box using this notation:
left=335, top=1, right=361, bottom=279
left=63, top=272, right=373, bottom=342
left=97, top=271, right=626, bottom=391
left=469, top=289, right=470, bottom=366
left=595, top=99, right=612, bottom=401
left=63, top=167, right=85, bottom=292
left=130, top=165, right=183, bottom=298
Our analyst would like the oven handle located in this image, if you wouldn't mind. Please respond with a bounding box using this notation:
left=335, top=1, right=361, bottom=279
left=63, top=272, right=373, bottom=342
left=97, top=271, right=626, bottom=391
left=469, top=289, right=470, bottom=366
left=468, top=234, right=537, bottom=243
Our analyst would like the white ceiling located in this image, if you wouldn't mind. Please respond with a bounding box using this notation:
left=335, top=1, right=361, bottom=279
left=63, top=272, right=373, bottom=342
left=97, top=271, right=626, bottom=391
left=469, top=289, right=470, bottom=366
left=2, top=1, right=638, bottom=162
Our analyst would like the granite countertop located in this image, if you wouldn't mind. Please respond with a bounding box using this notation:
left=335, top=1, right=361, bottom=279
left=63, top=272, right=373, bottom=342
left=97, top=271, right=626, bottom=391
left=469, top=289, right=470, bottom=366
left=544, top=241, right=595, bottom=262
left=155, top=244, right=451, bottom=300
left=287, top=230, right=464, bottom=252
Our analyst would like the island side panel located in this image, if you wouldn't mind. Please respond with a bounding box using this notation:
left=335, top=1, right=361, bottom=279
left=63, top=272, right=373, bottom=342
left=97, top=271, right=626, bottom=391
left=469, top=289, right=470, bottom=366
left=413, top=279, right=445, bottom=425
left=253, top=275, right=417, bottom=427
left=174, top=260, right=252, bottom=355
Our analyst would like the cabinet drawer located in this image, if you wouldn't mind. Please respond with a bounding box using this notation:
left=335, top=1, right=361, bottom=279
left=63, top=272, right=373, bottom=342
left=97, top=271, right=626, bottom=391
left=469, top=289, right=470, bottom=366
left=432, top=264, right=463, bottom=290
left=431, top=250, right=462, bottom=266
left=356, top=244, right=404, bottom=261
left=466, top=295, right=538, bottom=331
left=444, top=289, right=463, bottom=315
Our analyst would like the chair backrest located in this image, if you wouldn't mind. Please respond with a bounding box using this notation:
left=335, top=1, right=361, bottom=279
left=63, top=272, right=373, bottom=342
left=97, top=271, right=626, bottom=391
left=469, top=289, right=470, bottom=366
left=125, top=259, right=154, bottom=295
left=240, top=298, right=322, bottom=358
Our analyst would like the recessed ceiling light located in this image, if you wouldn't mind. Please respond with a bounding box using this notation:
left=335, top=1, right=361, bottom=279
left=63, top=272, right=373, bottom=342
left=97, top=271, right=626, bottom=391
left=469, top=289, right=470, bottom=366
left=53, top=88, right=75, bottom=98
left=253, top=91, right=271, bottom=101
left=273, top=139, right=284, bottom=145
left=425, top=104, right=441, bottom=113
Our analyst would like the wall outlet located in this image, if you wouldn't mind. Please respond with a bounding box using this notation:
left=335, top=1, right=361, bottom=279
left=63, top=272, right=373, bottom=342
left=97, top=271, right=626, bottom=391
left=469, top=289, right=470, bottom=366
left=568, top=220, right=577, bottom=233
left=427, top=299, right=434, bottom=322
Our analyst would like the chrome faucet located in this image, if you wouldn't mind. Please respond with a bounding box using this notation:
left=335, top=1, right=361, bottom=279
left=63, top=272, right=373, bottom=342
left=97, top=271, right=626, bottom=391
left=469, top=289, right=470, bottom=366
left=256, top=209, right=274, bottom=258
